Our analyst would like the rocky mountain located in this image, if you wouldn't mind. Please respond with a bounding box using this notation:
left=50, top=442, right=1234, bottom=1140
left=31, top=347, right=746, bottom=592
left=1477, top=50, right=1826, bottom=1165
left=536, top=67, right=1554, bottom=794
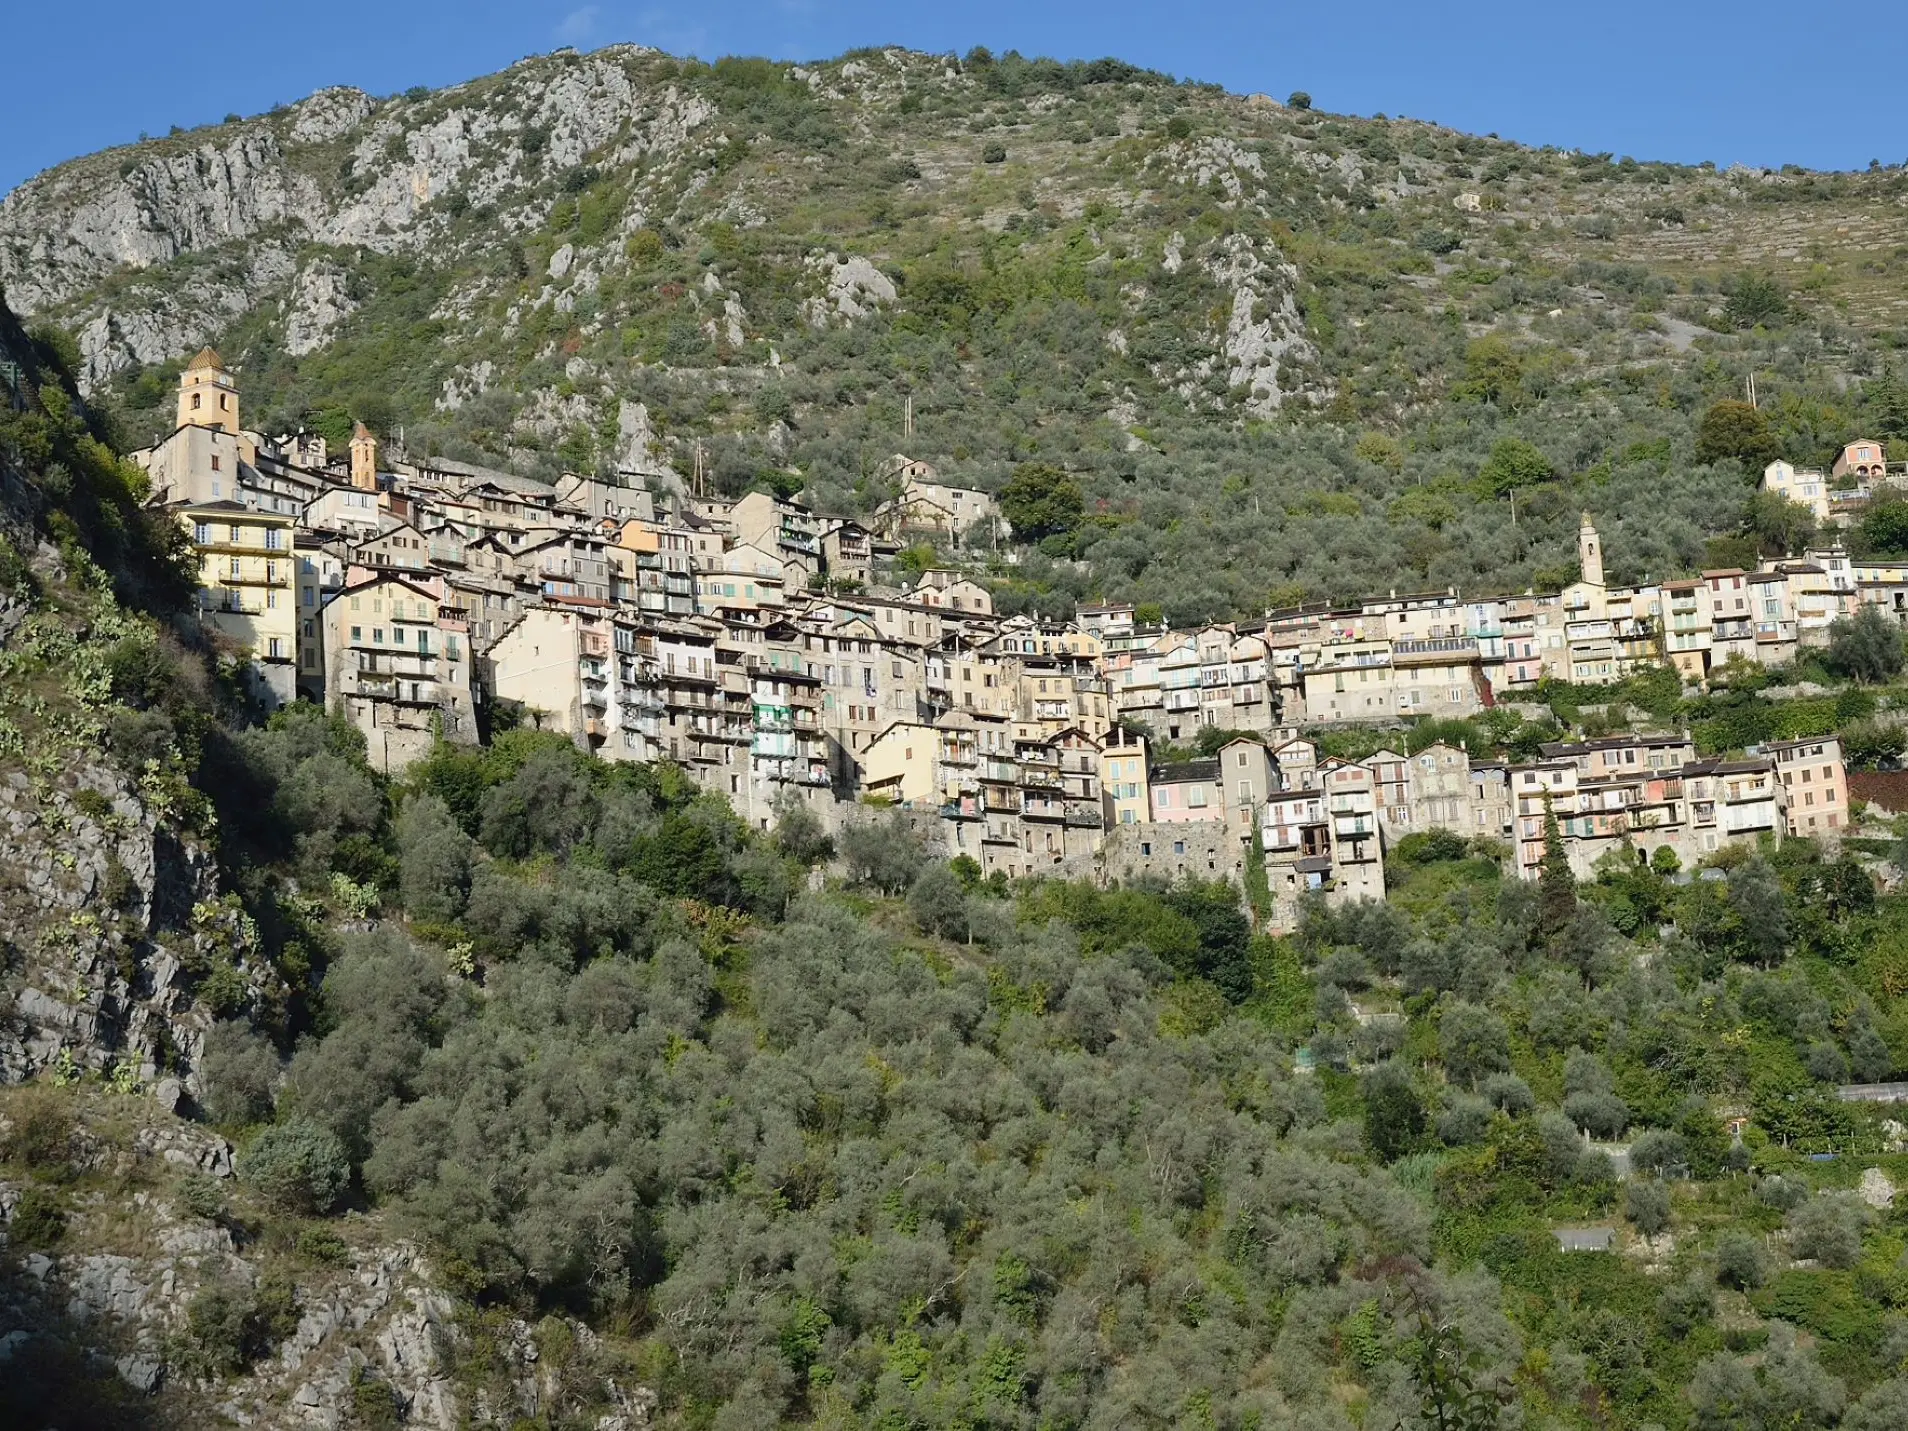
left=8, top=44, right=1908, bottom=614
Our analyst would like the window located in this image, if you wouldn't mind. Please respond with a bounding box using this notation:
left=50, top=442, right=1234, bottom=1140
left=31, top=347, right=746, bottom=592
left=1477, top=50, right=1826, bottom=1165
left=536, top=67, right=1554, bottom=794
left=374, top=628, right=385, bottom=644
left=267, top=637, right=284, bottom=659
left=229, top=525, right=242, bottom=544
left=265, top=528, right=283, bottom=551
left=194, top=523, right=210, bottom=544
left=191, top=393, right=202, bottom=410
left=350, top=626, right=362, bottom=641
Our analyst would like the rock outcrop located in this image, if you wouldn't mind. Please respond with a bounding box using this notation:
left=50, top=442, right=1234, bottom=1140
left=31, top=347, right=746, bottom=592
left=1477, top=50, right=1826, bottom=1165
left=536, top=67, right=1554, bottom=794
left=0, top=756, right=253, bottom=1103
left=0, top=1094, right=654, bottom=1427
left=0, top=49, right=719, bottom=390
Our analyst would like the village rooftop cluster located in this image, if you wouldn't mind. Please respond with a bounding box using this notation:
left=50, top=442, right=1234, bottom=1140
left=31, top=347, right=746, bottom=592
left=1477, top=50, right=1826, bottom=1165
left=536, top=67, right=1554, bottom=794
left=140, top=351, right=1862, bottom=929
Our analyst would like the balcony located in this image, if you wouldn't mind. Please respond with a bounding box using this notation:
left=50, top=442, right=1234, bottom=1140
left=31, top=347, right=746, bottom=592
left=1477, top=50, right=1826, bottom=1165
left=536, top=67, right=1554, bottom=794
left=660, top=662, right=718, bottom=686
left=199, top=596, right=273, bottom=618
left=346, top=675, right=442, bottom=706
left=352, top=650, right=441, bottom=676
left=1392, top=636, right=1479, bottom=659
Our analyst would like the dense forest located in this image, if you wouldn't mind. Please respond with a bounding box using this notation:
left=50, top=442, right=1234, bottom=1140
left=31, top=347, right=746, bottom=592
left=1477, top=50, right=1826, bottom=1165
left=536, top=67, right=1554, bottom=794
left=36, top=695, right=1908, bottom=1430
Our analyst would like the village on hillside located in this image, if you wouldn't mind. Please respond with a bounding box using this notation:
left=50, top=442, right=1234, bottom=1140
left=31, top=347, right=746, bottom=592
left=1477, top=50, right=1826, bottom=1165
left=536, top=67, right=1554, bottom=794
left=141, top=349, right=1864, bottom=930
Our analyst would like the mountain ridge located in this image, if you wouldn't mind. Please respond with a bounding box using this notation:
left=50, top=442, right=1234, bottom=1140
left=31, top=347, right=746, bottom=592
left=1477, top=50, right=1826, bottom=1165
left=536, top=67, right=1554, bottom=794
left=8, top=43, right=1908, bottom=618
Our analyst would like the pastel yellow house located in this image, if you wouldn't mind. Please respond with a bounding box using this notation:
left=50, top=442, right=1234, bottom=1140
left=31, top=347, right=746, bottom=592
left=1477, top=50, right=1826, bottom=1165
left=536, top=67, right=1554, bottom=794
left=175, top=498, right=297, bottom=706
left=1099, top=728, right=1152, bottom=826
left=862, top=719, right=945, bottom=805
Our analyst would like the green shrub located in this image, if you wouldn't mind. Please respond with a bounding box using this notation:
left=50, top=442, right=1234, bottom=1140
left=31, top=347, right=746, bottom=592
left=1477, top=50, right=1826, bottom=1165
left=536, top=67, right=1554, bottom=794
left=1788, top=1194, right=1868, bottom=1269
left=1770, top=1269, right=1876, bottom=1345
left=70, top=788, right=113, bottom=822
left=177, top=1170, right=226, bottom=1221
left=9, top=1186, right=68, bottom=1248
left=1625, top=1179, right=1672, bottom=1237
left=1716, top=1232, right=1769, bottom=1290
left=179, top=1275, right=271, bottom=1376
left=4, top=1091, right=74, bottom=1173
left=242, top=1120, right=349, bottom=1214
left=297, top=1226, right=351, bottom=1265
left=350, top=1368, right=404, bottom=1429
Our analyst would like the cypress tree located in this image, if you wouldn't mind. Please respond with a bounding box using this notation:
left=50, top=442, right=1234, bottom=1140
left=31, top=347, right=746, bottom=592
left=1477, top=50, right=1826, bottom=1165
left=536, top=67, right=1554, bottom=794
left=1539, top=795, right=1576, bottom=941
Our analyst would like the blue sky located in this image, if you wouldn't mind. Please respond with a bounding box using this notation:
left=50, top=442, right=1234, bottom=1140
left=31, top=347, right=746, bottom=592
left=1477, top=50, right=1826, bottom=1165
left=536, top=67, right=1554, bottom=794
left=4, top=1, right=1905, bottom=193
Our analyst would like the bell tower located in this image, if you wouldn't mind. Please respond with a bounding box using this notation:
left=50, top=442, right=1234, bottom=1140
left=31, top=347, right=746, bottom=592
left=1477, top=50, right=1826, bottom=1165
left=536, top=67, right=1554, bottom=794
left=350, top=421, right=380, bottom=492
left=1578, top=512, right=1605, bottom=588
left=177, top=347, right=238, bottom=435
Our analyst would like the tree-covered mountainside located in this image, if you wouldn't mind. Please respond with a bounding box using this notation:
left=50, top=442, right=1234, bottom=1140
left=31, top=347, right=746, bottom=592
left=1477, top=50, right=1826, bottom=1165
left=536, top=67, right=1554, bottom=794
left=9, top=45, right=1908, bottom=618
left=13, top=290, right=1908, bottom=1429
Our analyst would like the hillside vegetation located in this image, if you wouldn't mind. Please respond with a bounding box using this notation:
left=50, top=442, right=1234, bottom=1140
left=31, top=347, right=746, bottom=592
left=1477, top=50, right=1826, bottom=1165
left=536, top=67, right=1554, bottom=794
left=6, top=289, right=1908, bottom=1428
left=8, top=46, right=1908, bottom=618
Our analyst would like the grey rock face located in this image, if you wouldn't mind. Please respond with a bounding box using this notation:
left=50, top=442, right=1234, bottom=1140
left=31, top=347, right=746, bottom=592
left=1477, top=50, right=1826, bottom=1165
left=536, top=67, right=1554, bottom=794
left=285, top=260, right=359, bottom=356
left=1, top=132, right=318, bottom=314
left=0, top=51, right=718, bottom=394
left=0, top=760, right=253, bottom=1096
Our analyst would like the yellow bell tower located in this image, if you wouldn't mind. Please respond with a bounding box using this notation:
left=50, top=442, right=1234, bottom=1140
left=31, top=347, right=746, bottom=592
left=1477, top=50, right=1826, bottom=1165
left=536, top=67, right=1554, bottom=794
left=1578, top=512, right=1605, bottom=588
left=177, top=347, right=238, bottom=435
left=350, top=421, right=380, bottom=492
